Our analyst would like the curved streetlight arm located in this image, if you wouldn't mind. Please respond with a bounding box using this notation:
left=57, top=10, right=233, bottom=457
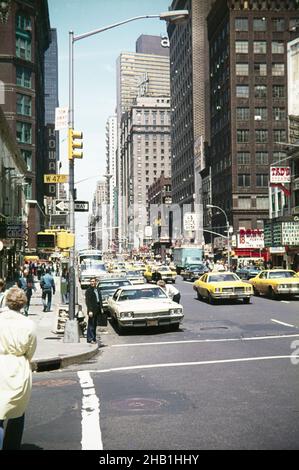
left=206, top=204, right=228, bottom=225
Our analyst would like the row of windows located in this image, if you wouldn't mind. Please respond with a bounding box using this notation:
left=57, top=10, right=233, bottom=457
left=237, top=151, right=286, bottom=165
left=237, top=129, right=287, bottom=143
left=236, top=84, right=285, bottom=98
left=238, top=174, right=268, bottom=187
left=238, top=197, right=269, bottom=210
left=235, top=40, right=285, bottom=54
left=236, top=61, right=285, bottom=76
left=236, top=107, right=286, bottom=121
left=235, top=17, right=299, bottom=32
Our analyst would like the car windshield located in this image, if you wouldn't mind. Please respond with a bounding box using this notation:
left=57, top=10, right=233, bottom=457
left=99, top=280, right=131, bottom=291
left=127, top=271, right=141, bottom=276
left=208, top=274, right=240, bottom=282
left=82, top=261, right=106, bottom=270
left=159, top=266, right=169, bottom=272
left=188, top=265, right=204, bottom=270
left=269, top=271, right=297, bottom=279
left=118, top=288, right=168, bottom=301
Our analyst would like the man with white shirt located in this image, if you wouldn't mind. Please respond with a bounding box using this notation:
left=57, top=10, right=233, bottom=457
left=157, top=280, right=181, bottom=304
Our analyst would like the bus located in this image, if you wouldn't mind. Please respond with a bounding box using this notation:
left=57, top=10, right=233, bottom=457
left=78, top=249, right=102, bottom=266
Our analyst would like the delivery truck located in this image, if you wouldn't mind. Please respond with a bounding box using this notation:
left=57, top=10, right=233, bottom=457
left=173, top=246, right=203, bottom=274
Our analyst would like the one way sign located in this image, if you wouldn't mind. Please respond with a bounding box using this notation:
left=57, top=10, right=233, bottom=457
left=74, top=201, right=89, bottom=212
left=55, top=200, right=68, bottom=214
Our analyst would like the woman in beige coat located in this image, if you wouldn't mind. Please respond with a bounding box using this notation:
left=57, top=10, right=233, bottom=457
left=0, top=287, right=37, bottom=450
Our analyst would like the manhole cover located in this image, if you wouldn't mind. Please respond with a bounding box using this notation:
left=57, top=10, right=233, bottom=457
left=111, top=397, right=168, bottom=411
left=33, top=379, right=77, bottom=388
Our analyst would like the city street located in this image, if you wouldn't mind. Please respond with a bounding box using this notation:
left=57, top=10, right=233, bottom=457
left=22, top=278, right=299, bottom=450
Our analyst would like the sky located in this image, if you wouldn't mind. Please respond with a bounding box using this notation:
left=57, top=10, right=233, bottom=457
left=48, top=0, right=171, bottom=249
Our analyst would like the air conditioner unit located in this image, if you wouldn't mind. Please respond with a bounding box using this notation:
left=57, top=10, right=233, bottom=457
left=254, top=115, right=262, bottom=120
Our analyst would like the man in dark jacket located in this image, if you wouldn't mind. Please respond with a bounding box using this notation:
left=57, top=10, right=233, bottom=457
left=85, top=278, right=103, bottom=344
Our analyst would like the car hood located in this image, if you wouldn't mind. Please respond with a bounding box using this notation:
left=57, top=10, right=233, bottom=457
left=114, top=298, right=182, bottom=311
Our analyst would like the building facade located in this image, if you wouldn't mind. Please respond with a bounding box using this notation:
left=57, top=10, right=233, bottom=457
left=105, top=115, right=117, bottom=248
left=88, top=180, right=108, bottom=251
left=120, top=96, right=172, bottom=250
left=207, top=0, right=299, bottom=259
left=0, top=0, right=51, bottom=250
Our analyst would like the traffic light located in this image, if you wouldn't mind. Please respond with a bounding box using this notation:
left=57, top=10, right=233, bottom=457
left=68, top=128, right=83, bottom=160
left=37, top=232, right=56, bottom=249
left=56, top=231, right=75, bottom=249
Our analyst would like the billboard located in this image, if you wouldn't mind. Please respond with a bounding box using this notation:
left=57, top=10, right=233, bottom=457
left=270, top=167, right=291, bottom=183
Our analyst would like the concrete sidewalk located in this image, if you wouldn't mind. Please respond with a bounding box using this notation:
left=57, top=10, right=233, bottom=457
left=28, top=276, right=99, bottom=372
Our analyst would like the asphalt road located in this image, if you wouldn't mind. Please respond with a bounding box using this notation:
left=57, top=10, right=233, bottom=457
left=22, top=277, right=299, bottom=450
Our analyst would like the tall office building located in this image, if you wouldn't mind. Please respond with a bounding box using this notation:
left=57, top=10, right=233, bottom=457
left=0, top=0, right=51, bottom=249
left=207, top=0, right=299, bottom=245
left=105, top=115, right=117, bottom=248
left=136, top=34, right=169, bottom=56
left=167, top=0, right=214, bottom=239
left=115, top=35, right=170, bottom=251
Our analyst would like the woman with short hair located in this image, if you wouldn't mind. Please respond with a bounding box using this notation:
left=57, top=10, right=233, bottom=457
left=0, top=287, right=37, bottom=450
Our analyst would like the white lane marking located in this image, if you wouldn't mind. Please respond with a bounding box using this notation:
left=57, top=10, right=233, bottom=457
left=88, top=355, right=299, bottom=374
left=281, top=301, right=290, bottom=304
left=111, top=334, right=299, bottom=348
left=77, top=371, right=102, bottom=450
left=271, top=319, right=295, bottom=328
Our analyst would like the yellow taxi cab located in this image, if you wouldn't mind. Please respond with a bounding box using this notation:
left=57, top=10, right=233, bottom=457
left=248, top=269, right=299, bottom=299
left=193, top=271, right=253, bottom=304
left=144, top=265, right=177, bottom=283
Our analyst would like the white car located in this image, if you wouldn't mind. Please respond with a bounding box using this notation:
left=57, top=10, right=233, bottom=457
left=107, top=284, right=184, bottom=333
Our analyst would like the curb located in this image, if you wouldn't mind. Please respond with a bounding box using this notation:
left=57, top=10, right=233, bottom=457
left=31, top=345, right=99, bottom=372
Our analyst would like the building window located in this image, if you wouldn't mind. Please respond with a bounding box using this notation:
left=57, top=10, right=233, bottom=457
left=255, top=129, right=268, bottom=143
left=290, top=18, right=299, bottom=31
left=254, top=41, right=267, bottom=54
left=236, top=63, right=249, bottom=75
left=272, top=18, right=285, bottom=32
left=235, top=18, right=248, bottom=31
left=237, top=152, right=251, bottom=165
left=236, top=85, right=249, bottom=98
left=21, top=149, right=32, bottom=171
left=256, top=197, right=269, bottom=210
left=273, top=107, right=286, bottom=121
left=256, top=152, right=268, bottom=165
left=254, top=63, right=267, bottom=76
left=16, top=93, right=32, bottom=116
left=273, top=151, right=287, bottom=162
left=16, top=37, right=32, bottom=61
left=272, top=41, right=284, bottom=54
left=254, top=108, right=267, bottom=120
left=238, top=197, right=251, bottom=209
left=253, top=18, right=267, bottom=31
left=256, top=174, right=268, bottom=187
left=273, top=85, right=285, bottom=98
left=237, top=129, right=249, bottom=143
left=273, top=129, right=287, bottom=142
left=272, top=63, right=285, bottom=76
left=238, top=174, right=250, bottom=187
left=254, top=85, right=267, bottom=98
left=16, top=67, right=32, bottom=88
left=16, top=122, right=32, bottom=144
left=24, top=179, right=32, bottom=200
left=236, top=107, right=250, bottom=120
left=235, top=41, right=248, bottom=53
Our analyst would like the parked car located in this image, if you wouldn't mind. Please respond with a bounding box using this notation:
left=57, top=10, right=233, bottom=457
left=107, top=284, right=184, bottom=333
left=193, top=272, right=253, bottom=304
left=248, top=269, right=299, bottom=298
left=235, top=266, right=262, bottom=280
left=79, top=261, right=107, bottom=289
left=181, top=263, right=209, bottom=281
left=97, top=277, right=132, bottom=311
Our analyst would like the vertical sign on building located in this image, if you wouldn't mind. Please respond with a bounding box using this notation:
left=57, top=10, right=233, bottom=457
left=288, top=37, right=299, bottom=117
left=44, top=124, right=57, bottom=197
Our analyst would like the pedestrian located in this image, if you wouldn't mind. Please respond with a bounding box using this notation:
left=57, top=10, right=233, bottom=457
left=60, top=268, right=69, bottom=304
left=0, top=278, right=6, bottom=310
left=157, top=280, right=181, bottom=304
left=85, top=278, right=103, bottom=344
left=152, top=269, right=162, bottom=284
left=17, top=269, right=35, bottom=316
left=0, top=287, right=37, bottom=450
left=40, top=268, right=55, bottom=312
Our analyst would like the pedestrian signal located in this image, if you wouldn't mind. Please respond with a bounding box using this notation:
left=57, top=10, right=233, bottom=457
left=37, top=232, right=56, bottom=249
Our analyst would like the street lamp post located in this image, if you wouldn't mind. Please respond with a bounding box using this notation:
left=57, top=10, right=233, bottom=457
left=64, top=10, right=189, bottom=342
left=207, top=204, right=231, bottom=270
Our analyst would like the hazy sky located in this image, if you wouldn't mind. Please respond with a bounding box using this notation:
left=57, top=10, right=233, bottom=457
left=48, top=0, right=171, bottom=249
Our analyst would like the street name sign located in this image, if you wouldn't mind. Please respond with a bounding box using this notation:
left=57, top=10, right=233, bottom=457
left=44, top=174, right=68, bottom=184
left=74, top=201, right=89, bottom=212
